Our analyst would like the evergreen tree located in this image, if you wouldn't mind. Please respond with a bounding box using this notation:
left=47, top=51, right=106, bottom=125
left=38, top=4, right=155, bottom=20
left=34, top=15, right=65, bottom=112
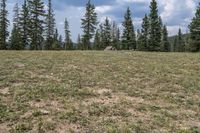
left=189, top=3, right=200, bottom=52
left=10, top=3, right=23, bottom=50
left=0, top=0, right=9, bottom=49
left=93, top=29, right=101, bottom=50
left=77, top=34, right=82, bottom=50
left=64, top=18, right=73, bottom=50
left=177, top=28, right=184, bottom=52
left=99, top=24, right=105, bottom=49
left=102, top=17, right=112, bottom=48
left=111, top=21, right=120, bottom=49
left=173, top=36, right=177, bottom=52
left=81, top=0, right=98, bottom=50
left=122, top=7, right=136, bottom=50
left=138, top=14, right=149, bottom=51
left=28, top=0, right=46, bottom=50
left=58, top=35, right=63, bottom=49
left=148, top=0, right=162, bottom=51
left=116, top=27, right=121, bottom=50
left=19, top=0, right=29, bottom=49
left=161, top=25, right=170, bottom=52
left=136, top=29, right=141, bottom=50
left=52, top=28, right=61, bottom=50
left=45, top=0, right=55, bottom=50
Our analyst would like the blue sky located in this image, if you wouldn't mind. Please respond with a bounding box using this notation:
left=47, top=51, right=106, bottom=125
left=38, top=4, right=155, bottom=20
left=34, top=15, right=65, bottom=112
left=7, top=0, right=198, bottom=41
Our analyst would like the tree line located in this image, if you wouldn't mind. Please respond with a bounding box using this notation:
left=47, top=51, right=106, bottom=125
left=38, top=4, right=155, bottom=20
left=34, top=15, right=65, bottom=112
left=0, top=0, right=199, bottom=52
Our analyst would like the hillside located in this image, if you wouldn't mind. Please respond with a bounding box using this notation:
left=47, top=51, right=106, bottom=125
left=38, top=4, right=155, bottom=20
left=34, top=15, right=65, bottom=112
left=168, top=34, right=190, bottom=45
left=0, top=51, right=200, bottom=132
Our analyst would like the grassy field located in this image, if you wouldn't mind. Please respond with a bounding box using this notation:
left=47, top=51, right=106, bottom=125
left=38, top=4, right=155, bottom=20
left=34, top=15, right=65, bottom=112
left=0, top=51, right=200, bottom=133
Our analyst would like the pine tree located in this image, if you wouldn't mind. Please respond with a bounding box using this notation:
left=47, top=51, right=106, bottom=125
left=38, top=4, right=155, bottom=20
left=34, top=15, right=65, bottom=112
left=111, top=21, right=120, bottom=49
left=148, top=0, right=162, bottom=51
left=52, top=28, right=61, bottom=50
left=28, top=0, right=45, bottom=50
left=102, top=17, right=112, bottom=48
left=45, top=0, right=55, bottom=50
left=93, top=30, right=101, bottom=50
left=177, top=28, right=184, bottom=52
left=99, top=24, right=105, bottom=49
left=77, top=34, right=82, bottom=50
left=189, top=3, right=200, bottom=52
left=138, top=14, right=149, bottom=51
left=0, top=0, right=9, bottom=50
left=161, top=25, right=170, bottom=52
left=64, top=18, right=73, bottom=50
left=9, top=3, right=23, bottom=50
left=19, top=0, right=29, bottom=49
left=81, top=0, right=98, bottom=50
left=58, top=35, right=63, bottom=49
left=122, top=7, right=136, bottom=50
left=173, top=36, right=177, bottom=52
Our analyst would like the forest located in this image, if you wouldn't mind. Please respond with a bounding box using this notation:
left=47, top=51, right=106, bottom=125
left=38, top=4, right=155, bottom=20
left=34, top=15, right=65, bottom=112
left=0, top=0, right=199, bottom=52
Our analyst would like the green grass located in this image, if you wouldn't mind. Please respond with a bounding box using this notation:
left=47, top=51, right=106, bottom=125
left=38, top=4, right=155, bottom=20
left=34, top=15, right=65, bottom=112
left=0, top=51, right=200, bottom=132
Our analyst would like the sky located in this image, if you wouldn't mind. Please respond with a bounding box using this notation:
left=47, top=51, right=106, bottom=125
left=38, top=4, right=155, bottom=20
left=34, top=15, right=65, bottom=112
left=7, top=0, right=199, bottom=41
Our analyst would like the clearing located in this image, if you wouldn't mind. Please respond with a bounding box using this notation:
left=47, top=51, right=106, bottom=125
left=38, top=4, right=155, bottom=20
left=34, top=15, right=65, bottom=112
left=0, top=51, right=200, bottom=132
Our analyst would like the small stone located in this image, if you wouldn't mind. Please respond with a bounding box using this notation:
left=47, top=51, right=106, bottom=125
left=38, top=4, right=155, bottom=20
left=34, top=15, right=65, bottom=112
left=14, top=63, right=25, bottom=68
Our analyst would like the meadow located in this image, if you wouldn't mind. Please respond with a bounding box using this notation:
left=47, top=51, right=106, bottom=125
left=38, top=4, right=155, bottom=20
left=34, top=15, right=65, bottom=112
left=0, top=51, right=200, bottom=133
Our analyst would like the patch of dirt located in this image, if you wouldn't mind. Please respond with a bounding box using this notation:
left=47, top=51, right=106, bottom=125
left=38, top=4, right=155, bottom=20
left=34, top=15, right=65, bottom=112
left=14, top=63, right=25, bottom=68
left=95, top=88, right=112, bottom=95
left=0, top=123, right=10, bottom=133
left=12, top=82, right=24, bottom=87
left=56, top=122, right=83, bottom=133
left=27, top=71, right=61, bottom=82
left=29, top=100, right=63, bottom=111
left=0, top=87, right=9, bottom=95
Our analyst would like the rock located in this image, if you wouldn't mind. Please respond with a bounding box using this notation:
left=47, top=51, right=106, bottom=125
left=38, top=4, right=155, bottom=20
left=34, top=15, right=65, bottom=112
left=40, top=110, right=50, bottom=115
left=104, top=46, right=117, bottom=51
left=14, top=63, right=25, bottom=68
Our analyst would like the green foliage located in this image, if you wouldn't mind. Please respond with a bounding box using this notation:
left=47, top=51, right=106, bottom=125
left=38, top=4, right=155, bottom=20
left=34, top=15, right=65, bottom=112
left=9, top=4, right=23, bottom=50
left=81, top=0, right=98, bottom=50
left=162, top=25, right=170, bottom=52
left=189, top=2, right=200, bottom=52
left=19, top=0, right=29, bottom=48
left=44, top=0, right=56, bottom=50
left=76, top=34, right=83, bottom=50
left=64, top=18, right=73, bottom=50
left=102, top=17, right=112, bottom=48
left=0, top=0, right=9, bottom=49
left=138, top=14, right=149, bottom=51
left=148, top=0, right=162, bottom=51
left=28, top=0, right=46, bottom=50
left=111, top=21, right=121, bottom=49
left=122, top=7, right=136, bottom=50
left=93, top=30, right=101, bottom=50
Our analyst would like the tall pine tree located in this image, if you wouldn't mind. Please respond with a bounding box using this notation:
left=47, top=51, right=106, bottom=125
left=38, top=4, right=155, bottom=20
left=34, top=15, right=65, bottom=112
left=189, top=2, right=200, bottom=52
left=177, top=28, right=184, bottom=52
left=148, top=0, right=162, bottom=51
left=161, top=25, right=170, bottom=52
left=81, top=0, right=98, bottom=50
left=10, top=3, right=23, bottom=50
left=122, top=7, right=136, bottom=50
left=93, top=30, right=101, bottom=50
left=102, top=17, right=112, bottom=48
left=138, top=14, right=149, bottom=51
left=0, top=0, right=9, bottom=50
left=28, top=0, right=45, bottom=50
left=19, top=0, right=29, bottom=49
left=45, top=0, right=55, bottom=50
left=111, top=21, right=120, bottom=49
left=64, top=18, right=73, bottom=50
